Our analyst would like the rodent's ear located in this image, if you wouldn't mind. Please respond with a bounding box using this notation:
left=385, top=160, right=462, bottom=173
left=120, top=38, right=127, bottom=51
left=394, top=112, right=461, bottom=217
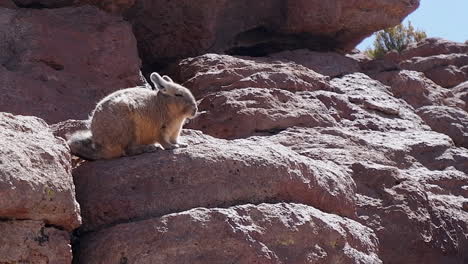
left=162, top=75, right=174, bottom=83
left=150, top=72, right=168, bottom=90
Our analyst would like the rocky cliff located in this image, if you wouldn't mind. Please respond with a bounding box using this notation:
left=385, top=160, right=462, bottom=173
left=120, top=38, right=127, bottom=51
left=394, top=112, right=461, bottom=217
left=1, top=0, right=467, bottom=263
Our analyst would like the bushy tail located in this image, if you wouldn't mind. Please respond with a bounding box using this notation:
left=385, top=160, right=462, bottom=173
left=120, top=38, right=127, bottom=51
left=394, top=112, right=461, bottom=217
left=67, top=130, right=101, bottom=161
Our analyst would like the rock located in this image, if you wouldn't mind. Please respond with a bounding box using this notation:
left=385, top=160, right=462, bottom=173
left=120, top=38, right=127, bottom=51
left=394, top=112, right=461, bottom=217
left=187, top=88, right=336, bottom=139
left=73, top=130, right=356, bottom=232
left=0, top=0, right=17, bottom=8
left=400, top=54, right=468, bottom=88
left=0, top=220, right=72, bottom=264
left=11, top=0, right=73, bottom=7
left=77, top=203, right=382, bottom=264
left=175, top=54, right=332, bottom=98
left=416, top=106, right=468, bottom=148
left=0, top=6, right=143, bottom=123
left=269, top=49, right=361, bottom=77
left=0, top=113, right=81, bottom=231
left=394, top=38, right=468, bottom=62
left=372, top=70, right=452, bottom=108
left=327, top=73, right=427, bottom=131
left=115, top=0, right=419, bottom=65
left=451, top=81, right=468, bottom=111
left=263, top=127, right=468, bottom=263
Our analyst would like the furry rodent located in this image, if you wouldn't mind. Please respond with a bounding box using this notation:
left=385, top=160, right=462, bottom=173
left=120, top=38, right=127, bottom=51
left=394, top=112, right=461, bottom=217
left=68, top=72, right=197, bottom=160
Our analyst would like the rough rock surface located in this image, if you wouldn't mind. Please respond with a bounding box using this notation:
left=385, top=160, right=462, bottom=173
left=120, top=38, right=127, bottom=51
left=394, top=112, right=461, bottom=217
left=112, top=0, right=420, bottom=66
left=400, top=54, right=468, bottom=88
left=364, top=38, right=468, bottom=89
left=77, top=203, right=382, bottom=264
left=265, top=127, right=468, bottom=264
left=416, top=106, right=468, bottom=148
left=0, top=6, right=143, bottom=123
left=269, top=49, right=361, bottom=77
left=373, top=70, right=453, bottom=108
left=0, top=113, right=81, bottom=231
left=0, top=220, right=72, bottom=264
left=187, top=87, right=336, bottom=139
left=175, top=53, right=332, bottom=98
left=73, top=130, right=355, bottom=232
left=452, top=81, right=468, bottom=111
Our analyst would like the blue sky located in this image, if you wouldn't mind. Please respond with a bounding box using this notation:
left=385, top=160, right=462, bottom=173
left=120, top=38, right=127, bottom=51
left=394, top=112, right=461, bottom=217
left=357, top=0, right=468, bottom=50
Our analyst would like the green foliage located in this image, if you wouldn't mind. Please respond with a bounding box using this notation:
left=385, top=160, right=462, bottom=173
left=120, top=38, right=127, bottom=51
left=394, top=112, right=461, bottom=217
left=365, top=21, right=427, bottom=59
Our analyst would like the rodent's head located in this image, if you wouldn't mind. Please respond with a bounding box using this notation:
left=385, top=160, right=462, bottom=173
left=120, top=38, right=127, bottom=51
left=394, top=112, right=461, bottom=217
left=151, top=72, right=198, bottom=118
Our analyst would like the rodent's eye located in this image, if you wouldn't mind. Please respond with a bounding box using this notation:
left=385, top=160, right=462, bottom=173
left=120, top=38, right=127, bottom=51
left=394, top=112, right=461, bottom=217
left=175, top=94, right=183, bottom=97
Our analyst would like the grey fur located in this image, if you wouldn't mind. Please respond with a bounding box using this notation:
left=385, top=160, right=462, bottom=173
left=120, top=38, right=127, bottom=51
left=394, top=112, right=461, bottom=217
left=67, top=72, right=198, bottom=160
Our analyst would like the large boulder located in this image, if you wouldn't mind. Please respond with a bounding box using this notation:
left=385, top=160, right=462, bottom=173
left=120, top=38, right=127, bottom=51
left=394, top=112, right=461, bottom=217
left=269, top=49, right=361, bottom=78
left=77, top=203, right=382, bottom=264
left=0, top=220, right=72, bottom=264
left=372, top=70, right=453, bottom=108
left=400, top=54, right=468, bottom=88
left=73, top=130, right=356, bottom=232
left=78, top=0, right=419, bottom=66
left=187, top=87, right=336, bottom=139
left=264, top=127, right=468, bottom=264
left=0, top=113, right=81, bottom=231
left=175, top=54, right=332, bottom=98
left=416, top=106, right=468, bottom=148
left=0, top=6, right=143, bottom=123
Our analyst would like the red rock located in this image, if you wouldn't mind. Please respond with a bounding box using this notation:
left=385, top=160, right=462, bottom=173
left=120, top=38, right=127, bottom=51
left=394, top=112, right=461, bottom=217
left=327, top=73, right=427, bottom=131
left=395, top=38, right=468, bottom=62
left=0, top=113, right=81, bottom=231
left=107, top=0, right=420, bottom=65
left=11, top=0, right=73, bottom=7
left=187, top=88, right=336, bottom=139
left=0, top=220, right=72, bottom=264
left=264, top=127, right=468, bottom=263
left=416, top=106, right=468, bottom=148
left=451, top=81, right=468, bottom=111
left=373, top=70, right=452, bottom=108
left=269, top=49, right=361, bottom=77
left=73, top=130, right=356, bottom=232
left=0, top=6, right=143, bottom=123
left=176, top=54, right=332, bottom=98
left=400, top=54, right=468, bottom=88
left=77, top=203, right=382, bottom=264
left=0, top=0, right=16, bottom=8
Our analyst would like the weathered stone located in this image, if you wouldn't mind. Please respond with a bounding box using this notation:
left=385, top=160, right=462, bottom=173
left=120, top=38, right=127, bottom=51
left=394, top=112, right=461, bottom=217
left=327, top=73, right=427, bottom=131
left=400, top=54, right=468, bottom=88
left=77, top=203, right=382, bottom=264
left=393, top=38, right=468, bottom=62
left=0, top=6, right=143, bottom=123
left=187, top=88, right=336, bottom=139
left=372, top=70, right=452, bottom=108
left=263, top=127, right=468, bottom=263
left=73, top=130, right=356, bottom=232
left=176, top=54, right=332, bottom=98
left=114, top=0, right=420, bottom=66
left=0, top=113, right=81, bottom=231
left=451, top=81, right=468, bottom=111
left=269, top=49, right=361, bottom=77
left=0, top=0, right=16, bottom=8
left=416, top=106, right=468, bottom=148
left=0, top=220, right=72, bottom=264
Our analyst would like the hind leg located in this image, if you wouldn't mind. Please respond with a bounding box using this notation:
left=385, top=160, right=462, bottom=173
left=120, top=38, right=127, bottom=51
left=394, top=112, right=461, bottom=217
left=125, top=144, right=161, bottom=156
left=99, top=145, right=126, bottom=159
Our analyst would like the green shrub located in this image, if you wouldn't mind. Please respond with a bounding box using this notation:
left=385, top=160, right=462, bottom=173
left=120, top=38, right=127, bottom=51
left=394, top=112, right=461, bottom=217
left=365, top=21, right=427, bottom=59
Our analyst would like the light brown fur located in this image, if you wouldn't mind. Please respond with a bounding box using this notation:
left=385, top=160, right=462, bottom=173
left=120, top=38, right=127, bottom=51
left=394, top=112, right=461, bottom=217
left=67, top=72, right=197, bottom=160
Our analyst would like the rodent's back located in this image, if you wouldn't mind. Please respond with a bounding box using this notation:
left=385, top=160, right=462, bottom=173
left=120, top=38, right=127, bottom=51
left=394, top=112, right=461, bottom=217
left=90, top=88, right=160, bottom=148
